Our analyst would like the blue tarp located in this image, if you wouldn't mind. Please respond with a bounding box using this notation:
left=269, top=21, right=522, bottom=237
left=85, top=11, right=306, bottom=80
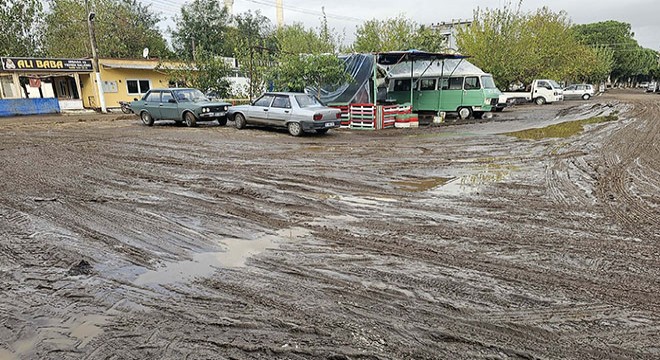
left=0, top=98, right=61, bottom=117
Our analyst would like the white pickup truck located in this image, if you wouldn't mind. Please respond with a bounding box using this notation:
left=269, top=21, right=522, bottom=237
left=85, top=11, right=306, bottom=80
left=499, top=79, right=564, bottom=106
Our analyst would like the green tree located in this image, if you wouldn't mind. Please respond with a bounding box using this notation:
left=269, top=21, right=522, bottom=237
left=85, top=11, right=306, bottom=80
left=43, top=0, right=170, bottom=58
left=456, top=3, right=609, bottom=88
left=0, top=0, right=43, bottom=56
left=160, top=50, right=231, bottom=97
left=225, top=10, right=276, bottom=97
left=352, top=15, right=446, bottom=52
left=268, top=23, right=348, bottom=94
left=572, top=21, right=652, bottom=82
left=353, top=15, right=417, bottom=52
left=171, top=0, right=232, bottom=59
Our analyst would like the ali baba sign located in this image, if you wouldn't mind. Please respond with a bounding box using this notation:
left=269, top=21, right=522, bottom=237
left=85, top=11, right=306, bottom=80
left=1, top=57, right=93, bottom=72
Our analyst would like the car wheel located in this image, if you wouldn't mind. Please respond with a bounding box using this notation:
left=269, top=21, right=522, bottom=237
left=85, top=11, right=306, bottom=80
left=315, top=128, right=329, bottom=134
left=458, top=107, right=472, bottom=120
left=184, top=112, right=197, bottom=127
left=494, top=107, right=504, bottom=113
left=582, top=94, right=591, bottom=100
left=217, top=117, right=227, bottom=126
left=535, top=97, right=546, bottom=105
left=288, top=122, right=303, bottom=136
left=140, top=111, right=154, bottom=126
left=234, top=113, right=246, bottom=129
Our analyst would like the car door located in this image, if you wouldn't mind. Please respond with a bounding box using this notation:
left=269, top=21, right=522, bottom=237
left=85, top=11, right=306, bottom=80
left=563, top=85, right=576, bottom=99
left=159, top=90, right=179, bottom=120
left=143, top=91, right=161, bottom=118
left=248, top=94, right=274, bottom=124
left=267, top=95, right=292, bottom=127
left=439, top=77, right=464, bottom=111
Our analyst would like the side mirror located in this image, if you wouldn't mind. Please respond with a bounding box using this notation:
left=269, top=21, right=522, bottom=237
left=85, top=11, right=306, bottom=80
left=133, top=98, right=138, bottom=101
left=168, top=98, right=176, bottom=103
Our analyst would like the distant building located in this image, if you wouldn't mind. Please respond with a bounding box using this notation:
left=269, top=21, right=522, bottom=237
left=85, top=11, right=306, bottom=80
left=430, top=20, right=473, bottom=51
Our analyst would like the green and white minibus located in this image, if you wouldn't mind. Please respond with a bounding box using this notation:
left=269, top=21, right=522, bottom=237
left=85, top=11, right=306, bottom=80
left=383, top=57, right=502, bottom=120
left=387, top=73, right=502, bottom=120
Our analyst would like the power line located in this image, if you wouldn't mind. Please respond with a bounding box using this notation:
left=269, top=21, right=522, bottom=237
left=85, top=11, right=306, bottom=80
left=239, top=0, right=365, bottom=23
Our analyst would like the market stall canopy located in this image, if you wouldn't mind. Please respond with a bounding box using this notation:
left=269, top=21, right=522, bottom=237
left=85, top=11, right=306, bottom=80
left=386, top=58, right=485, bottom=79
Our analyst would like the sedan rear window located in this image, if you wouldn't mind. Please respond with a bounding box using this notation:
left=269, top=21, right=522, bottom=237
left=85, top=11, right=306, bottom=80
left=295, top=95, right=322, bottom=108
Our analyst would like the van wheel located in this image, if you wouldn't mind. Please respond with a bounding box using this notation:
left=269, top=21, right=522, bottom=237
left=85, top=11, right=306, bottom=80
left=582, top=94, right=591, bottom=100
left=535, top=97, right=546, bottom=105
left=140, top=111, right=154, bottom=126
left=458, top=107, right=472, bottom=120
left=184, top=112, right=197, bottom=127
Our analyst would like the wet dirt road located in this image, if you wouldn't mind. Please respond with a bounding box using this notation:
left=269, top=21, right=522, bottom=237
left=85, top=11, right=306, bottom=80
left=0, top=90, right=658, bottom=359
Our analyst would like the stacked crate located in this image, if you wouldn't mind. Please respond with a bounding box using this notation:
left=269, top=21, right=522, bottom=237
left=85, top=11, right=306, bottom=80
left=378, top=105, right=399, bottom=129
left=394, top=105, right=418, bottom=128
left=349, top=104, right=377, bottom=130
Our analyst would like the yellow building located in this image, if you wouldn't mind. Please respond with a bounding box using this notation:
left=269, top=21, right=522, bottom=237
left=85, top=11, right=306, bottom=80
left=1, top=56, right=186, bottom=112
left=80, top=58, right=185, bottom=109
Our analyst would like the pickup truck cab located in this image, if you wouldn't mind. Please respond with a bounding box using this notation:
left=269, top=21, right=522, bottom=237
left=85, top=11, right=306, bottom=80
left=499, top=79, right=564, bottom=106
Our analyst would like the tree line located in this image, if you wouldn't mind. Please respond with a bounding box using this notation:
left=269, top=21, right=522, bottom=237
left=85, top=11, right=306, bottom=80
left=2, top=0, right=657, bottom=97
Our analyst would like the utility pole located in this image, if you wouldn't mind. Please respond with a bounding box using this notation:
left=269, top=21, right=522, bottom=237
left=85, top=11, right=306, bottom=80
left=86, top=0, right=106, bottom=112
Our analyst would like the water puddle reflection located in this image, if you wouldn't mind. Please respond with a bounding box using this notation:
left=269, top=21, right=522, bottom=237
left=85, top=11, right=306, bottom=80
left=134, top=227, right=310, bottom=286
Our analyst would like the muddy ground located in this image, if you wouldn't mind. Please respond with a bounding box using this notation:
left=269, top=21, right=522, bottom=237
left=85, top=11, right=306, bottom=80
left=0, top=89, right=658, bottom=359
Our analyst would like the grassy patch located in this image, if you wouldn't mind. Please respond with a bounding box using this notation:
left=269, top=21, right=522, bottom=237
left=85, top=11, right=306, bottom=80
left=502, top=114, right=619, bottom=140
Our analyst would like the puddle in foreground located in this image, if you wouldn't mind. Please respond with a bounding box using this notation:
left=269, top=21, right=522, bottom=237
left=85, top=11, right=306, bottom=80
left=0, top=314, right=109, bottom=359
left=134, top=227, right=310, bottom=286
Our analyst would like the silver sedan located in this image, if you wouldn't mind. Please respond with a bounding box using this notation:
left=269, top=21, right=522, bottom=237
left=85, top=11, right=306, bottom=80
left=227, top=92, right=342, bottom=136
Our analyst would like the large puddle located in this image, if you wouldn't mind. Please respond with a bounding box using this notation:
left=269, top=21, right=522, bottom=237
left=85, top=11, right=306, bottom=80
left=134, top=227, right=310, bottom=286
left=393, top=163, right=518, bottom=195
left=0, top=314, right=109, bottom=359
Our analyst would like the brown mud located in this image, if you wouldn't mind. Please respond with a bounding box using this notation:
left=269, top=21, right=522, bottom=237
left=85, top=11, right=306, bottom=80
left=0, top=89, right=658, bottom=359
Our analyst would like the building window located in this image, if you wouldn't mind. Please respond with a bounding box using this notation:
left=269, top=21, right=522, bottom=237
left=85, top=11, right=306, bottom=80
left=126, top=79, right=151, bottom=94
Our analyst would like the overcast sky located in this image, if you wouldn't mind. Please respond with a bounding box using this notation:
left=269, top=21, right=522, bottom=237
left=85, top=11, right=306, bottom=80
left=143, top=0, right=659, bottom=50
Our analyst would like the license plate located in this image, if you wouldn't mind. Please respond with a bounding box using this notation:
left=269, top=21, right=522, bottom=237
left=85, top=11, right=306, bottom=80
left=324, top=122, right=334, bottom=127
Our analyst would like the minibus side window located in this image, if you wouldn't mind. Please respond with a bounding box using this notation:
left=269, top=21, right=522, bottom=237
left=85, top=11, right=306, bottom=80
left=393, top=79, right=411, bottom=91
left=439, top=78, right=449, bottom=90
left=464, top=76, right=481, bottom=90
left=420, top=79, right=436, bottom=91
left=448, top=77, right=463, bottom=90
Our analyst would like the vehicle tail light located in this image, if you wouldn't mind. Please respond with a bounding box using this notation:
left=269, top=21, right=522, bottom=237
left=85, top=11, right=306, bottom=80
left=313, top=114, right=322, bottom=121
left=336, top=112, right=342, bottom=119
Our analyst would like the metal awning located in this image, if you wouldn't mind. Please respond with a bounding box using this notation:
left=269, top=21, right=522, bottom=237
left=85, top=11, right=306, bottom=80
left=376, top=50, right=467, bottom=66
left=100, top=63, right=198, bottom=71
left=101, top=63, right=157, bottom=70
